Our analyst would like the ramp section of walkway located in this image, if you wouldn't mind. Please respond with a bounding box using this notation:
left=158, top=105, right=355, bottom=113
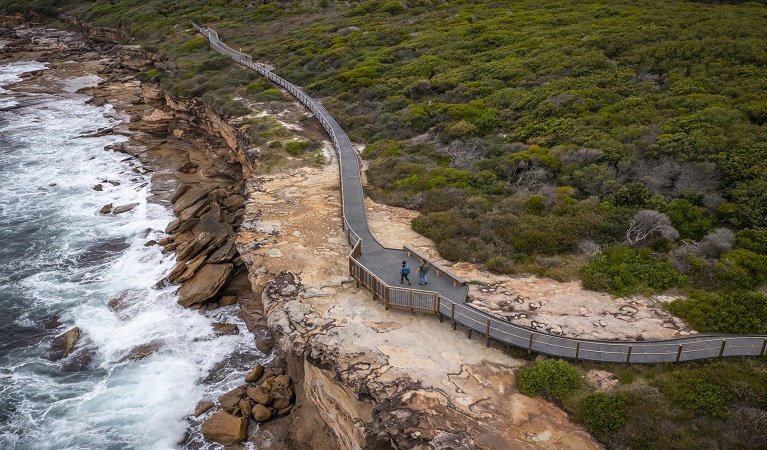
left=194, top=23, right=767, bottom=363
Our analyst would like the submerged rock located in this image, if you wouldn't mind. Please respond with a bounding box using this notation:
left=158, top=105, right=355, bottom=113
left=194, top=401, right=214, bottom=417
left=113, top=202, right=139, bottom=214
left=50, top=326, right=80, bottom=359
left=211, top=322, right=239, bottom=336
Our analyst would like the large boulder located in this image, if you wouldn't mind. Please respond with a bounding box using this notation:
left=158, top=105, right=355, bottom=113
left=270, top=375, right=293, bottom=410
left=207, top=238, right=237, bottom=264
left=177, top=263, right=233, bottom=307
left=173, top=187, right=209, bottom=215
left=201, top=411, right=247, bottom=446
left=244, top=364, right=265, bottom=383
left=178, top=198, right=209, bottom=222
left=50, top=327, right=80, bottom=359
left=246, top=385, right=272, bottom=405
left=250, top=403, right=272, bottom=422
left=218, top=385, right=246, bottom=410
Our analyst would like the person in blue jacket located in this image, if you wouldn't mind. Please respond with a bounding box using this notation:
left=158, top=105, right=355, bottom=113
left=400, top=260, right=411, bottom=285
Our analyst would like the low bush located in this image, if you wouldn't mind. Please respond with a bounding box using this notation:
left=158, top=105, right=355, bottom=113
left=672, top=378, right=731, bottom=419
left=516, top=359, right=582, bottom=403
left=579, top=393, right=630, bottom=436
left=285, top=140, right=309, bottom=156
left=581, top=246, right=686, bottom=296
left=668, top=290, right=767, bottom=334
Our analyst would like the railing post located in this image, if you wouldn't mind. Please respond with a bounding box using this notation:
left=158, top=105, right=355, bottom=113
left=676, top=344, right=683, bottom=362
left=435, top=296, right=440, bottom=316
left=409, top=290, right=413, bottom=312
left=485, top=319, right=491, bottom=347
left=527, top=333, right=533, bottom=354
left=719, top=340, right=727, bottom=358
left=626, top=346, right=632, bottom=364
left=575, top=342, right=580, bottom=363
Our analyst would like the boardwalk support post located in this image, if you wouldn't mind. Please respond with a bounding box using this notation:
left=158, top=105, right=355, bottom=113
left=486, top=320, right=491, bottom=347
left=468, top=329, right=472, bottom=339
left=676, top=345, right=683, bottom=363
left=761, top=338, right=767, bottom=357
left=575, top=342, right=580, bottom=363
left=527, top=333, right=534, bottom=354
left=719, top=340, right=727, bottom=358
left=451, top=304, right=456, bottom=330
left=626, top=346, right=632, bottom=364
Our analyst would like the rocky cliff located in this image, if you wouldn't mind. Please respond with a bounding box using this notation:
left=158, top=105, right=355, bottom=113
left=127, top=52, right=602, bottom=450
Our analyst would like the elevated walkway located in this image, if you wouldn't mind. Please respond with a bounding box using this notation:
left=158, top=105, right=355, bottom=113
left=194, top=23, right=767, bottom=363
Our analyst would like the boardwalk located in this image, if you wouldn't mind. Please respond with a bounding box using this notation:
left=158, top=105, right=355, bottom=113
left=194, top=24, right=767, bottom=363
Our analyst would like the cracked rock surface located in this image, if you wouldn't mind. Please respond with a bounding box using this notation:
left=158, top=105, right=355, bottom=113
left=237, top=162, right=601, bottom=449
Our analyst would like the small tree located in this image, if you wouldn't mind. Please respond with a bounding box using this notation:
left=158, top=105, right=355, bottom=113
left=625, top=210, right=679, bottom=246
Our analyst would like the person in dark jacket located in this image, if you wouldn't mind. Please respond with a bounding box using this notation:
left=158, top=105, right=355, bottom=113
left=417, top=259, right=430, bottom=285
left=400, top=260, right=411, bottom=285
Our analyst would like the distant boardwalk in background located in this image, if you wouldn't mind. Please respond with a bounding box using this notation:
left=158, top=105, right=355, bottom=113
left=194, top=23, right=767, bottom=364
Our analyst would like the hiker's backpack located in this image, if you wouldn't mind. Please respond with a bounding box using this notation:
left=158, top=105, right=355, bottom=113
left=402, top=265, right=410, bottom=275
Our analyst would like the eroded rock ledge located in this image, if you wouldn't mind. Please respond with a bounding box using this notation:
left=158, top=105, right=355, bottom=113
left=236, top=165, right=602, bottom=448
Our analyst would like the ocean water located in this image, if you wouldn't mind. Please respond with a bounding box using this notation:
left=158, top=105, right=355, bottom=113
left=0, top=61, right=263, bottom=449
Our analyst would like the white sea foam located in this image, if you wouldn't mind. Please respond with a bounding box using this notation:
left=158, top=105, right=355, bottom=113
left=0, top=60, right=264, bottom=450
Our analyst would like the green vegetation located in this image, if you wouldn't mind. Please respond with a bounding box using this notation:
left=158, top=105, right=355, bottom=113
left=518, top=358, right=767, bottom=449
left=516, top=359, right=581, bottom=403
left=11, top=1, right=767, bottom=319
left=579, top=393, right=630, bottom=436
left=7, top=1, right=767, bottom=448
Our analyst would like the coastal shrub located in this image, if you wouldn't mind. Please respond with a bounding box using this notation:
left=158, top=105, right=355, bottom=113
left=285, top=140, right=309, bottom=156
left=136, top=68, right=162, bottom=83
left=713, top=249, right=767, bottom=290
left=516, top=359, right=582, bottom=403
left=664, top=199, right=714, bottom=241
left=673, top=378, right=731, bottom=419
left=668, top=290, right=767, bottom=334
left=581, top=246, right=686, bottom=296
left=736, top=227, right=767, bottom=254
left=361, top=139, right=402, bottom=160
left=579, top=393, right=630, bottom=436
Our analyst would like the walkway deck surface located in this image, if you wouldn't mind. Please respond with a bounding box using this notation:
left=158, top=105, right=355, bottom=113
left=195, top=23, right=767, bottom=363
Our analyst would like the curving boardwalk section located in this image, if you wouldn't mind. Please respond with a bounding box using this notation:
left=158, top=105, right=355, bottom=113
left=194, top=23, right=767, bottom=364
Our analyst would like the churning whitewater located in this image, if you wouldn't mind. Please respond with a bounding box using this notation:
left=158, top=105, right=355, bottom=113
left=0, top=61, right=260, bottom=449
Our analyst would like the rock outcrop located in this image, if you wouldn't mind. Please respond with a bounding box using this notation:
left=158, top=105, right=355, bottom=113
left=198, top=364, right=297, bottom=445
left=50, top=326, right=80, bottom=359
